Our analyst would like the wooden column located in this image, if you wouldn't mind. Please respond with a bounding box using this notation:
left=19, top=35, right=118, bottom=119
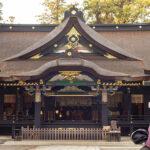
left=16, top=87, right=24, bottom=120
left=34, top=86, right=41, bottom=128
left=123, top=88, right=131, bottom=120
left=16, top=88, right=20, bottom=119
left=96, top=94, right=101, bottom=124
left=127, top=88, right=132, bottom=119
left=126, top=88, right=133, bottom=134
left=101, top=88, right=109, bottom=126
left=0, top=87, right=4, bottom=120
left=143, top=86, right=150, bottom=121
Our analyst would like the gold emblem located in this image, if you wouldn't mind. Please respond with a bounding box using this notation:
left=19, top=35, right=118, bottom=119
left=66, top=27, right=80, bottom=50
left=59, top=71, right=81, bottom=81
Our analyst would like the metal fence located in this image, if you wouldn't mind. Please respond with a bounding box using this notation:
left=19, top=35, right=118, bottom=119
left=21, top=127, right=109, bottom=140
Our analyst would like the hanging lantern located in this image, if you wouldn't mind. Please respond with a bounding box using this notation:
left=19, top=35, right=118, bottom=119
left=55, top=110, right=59, bottom=114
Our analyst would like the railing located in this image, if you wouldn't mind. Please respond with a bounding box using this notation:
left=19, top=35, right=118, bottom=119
left=1, top=114, right=34, bottom=121
left=1, top=114, right=150, bottom=122
left=21, top=127, right=108, bottom=140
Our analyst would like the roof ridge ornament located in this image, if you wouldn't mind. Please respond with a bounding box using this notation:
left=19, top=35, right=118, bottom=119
left=64, top=6, right=85, bottom=22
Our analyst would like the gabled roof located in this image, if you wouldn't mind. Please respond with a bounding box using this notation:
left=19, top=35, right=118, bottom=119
left=0, top=8, right=149, bottom=81
left=0, top=57, right=147, bottom=81
left=2, top=8, right=140, bottom=61
left=100, top=31, right=150, bottom=70
left=0, top=58, right=139, bottom=81
left=15, top=58, right=129, bottom=77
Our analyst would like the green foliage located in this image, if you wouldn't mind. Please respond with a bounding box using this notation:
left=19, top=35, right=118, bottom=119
left=7, top=16, right=15, bottom=24
left=0, top=1, right=2, bottom=21
left=83, top=0, right=150, bottom=24
left=38, top=0, right=150, bottom=24
left=38, top=0, right=65, bottom=24
left=38, top=0, right=78, bottom=24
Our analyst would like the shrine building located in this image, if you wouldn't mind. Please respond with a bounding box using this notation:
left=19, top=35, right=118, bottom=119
left=0, top=7, right=150, bottom=136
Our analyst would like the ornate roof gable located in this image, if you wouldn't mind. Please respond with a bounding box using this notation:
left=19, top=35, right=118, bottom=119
left=3, top=7, right=140, bottom=61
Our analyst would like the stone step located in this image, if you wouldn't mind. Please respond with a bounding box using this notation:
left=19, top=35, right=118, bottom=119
left=2, top=140, right=141, bottom=146
left=0, top=145, right=142, bottom=150
left=29, top=145, right=142, bottom=150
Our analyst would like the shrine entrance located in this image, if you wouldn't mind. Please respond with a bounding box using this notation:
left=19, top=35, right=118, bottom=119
left=42, top=95, right=100, bottom=126
left=37, top=70, right=102, bottom=127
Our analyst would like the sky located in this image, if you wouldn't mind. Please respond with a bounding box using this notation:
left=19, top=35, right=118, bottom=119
left=1, top=0, right=83, bottom=24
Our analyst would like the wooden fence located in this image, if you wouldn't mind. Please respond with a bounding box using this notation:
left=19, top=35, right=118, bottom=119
left=21, top=127, right=109, bottom=140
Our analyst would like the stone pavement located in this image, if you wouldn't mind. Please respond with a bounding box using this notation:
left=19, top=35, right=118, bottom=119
left=0, top=136, right=143, bottom=150
left=0, top=145, right=142, bottom=150
left=30, top=145, right=142, bottom=150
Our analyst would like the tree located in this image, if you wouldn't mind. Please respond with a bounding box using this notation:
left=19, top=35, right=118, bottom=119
left=0, top=1, right=2, bottom=22
left=38, top=0, right=79, bottom=24
left=7, top=16, right=15, bottom=24
left=83, top=0, right=150, bottom=24
left=38, top=0, right=66, bottom=24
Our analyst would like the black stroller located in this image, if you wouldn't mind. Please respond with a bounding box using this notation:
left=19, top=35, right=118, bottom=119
left=131, top=128, right=150, bottom=150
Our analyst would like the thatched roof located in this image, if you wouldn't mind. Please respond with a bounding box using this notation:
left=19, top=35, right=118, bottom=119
left=0, top=8, right=149, bottom=81
left=2, top=16, right=140, bottom=61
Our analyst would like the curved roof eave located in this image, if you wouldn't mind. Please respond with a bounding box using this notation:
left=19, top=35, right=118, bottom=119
left=76, top=18, right=141, bottom=61
left=2, top=16, right=141, bottom=61
left=3, top=18, right=70, bottom=61
left=12, top=59, right=129, bottom=78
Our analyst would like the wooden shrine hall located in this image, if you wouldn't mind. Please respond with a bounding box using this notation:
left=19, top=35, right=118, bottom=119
left=0, top=7, right=150, bottom=138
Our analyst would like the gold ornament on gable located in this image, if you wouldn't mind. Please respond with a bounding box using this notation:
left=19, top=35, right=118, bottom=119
left=59, top=71, right=81, bottom=81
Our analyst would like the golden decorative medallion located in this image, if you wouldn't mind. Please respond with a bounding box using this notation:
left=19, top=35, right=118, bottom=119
left=65, top=27, right=80, bottom=51
left=59, top=71, right=81, bottom=81
left=67, top=27, right=80, bottom=38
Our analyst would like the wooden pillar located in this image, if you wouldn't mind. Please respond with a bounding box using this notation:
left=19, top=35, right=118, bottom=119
left=126, top=88, right=133, bottom=134
left=34, top=86, right=41, bottom=128
left=16, top=87, right=24, bottom=120
left=123, top=88, right=131, bottom=120
left=122, top=87, right=132, bottom=134
left=143, top=87, right=150, bottom=121
left=16, top=87, right=20, bottom=119
left=101, top=88, right=109, bottom=126
left=96, top=94, right=101, bottom=124
left=0, top=87, right=4, bottom=120
left=127, top=88, right=132, bottom=119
